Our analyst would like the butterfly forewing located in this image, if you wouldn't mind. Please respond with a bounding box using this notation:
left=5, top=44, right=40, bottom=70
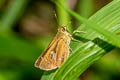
left=35, top=27, right=71, bottom=70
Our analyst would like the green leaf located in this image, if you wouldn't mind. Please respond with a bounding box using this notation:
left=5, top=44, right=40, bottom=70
left=54, top=0, right=120, bottom=48
left=41, top=70, right=56, bottom=80
left=51, top=41, right=113, bottom=80
left=41, top=0, right=120, bottom=80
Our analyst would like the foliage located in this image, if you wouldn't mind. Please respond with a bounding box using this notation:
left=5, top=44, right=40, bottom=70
left=0, top=0, right=120, bottom=80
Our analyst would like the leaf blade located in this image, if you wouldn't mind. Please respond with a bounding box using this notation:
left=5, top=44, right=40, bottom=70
left=41, top=0, right=120, bottom=80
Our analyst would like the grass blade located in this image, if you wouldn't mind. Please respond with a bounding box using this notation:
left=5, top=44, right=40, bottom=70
left=41, top=0, right=120, bottom=80
left=54, top=0, right=120, bottom=48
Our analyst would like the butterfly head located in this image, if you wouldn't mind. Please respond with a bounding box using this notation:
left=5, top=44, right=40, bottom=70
left=58, top=25, right=67, bottom=33
left=58, top=25, right=72, bottom=37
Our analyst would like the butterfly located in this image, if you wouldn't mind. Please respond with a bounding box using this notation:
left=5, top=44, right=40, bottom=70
left=34, top=26, right=72, bottom=70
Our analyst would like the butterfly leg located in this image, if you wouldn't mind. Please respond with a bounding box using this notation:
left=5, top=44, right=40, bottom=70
left=72, top=30, right=87, bottom=35
left=70, top=36, right=81, bottom=42
left=69, top=46, right=72, bottom=52
left=70, top=30, right=87, bottom=42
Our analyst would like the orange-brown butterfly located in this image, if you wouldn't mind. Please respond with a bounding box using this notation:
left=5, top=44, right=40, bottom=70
left=34, top=26, right=72, bottom=70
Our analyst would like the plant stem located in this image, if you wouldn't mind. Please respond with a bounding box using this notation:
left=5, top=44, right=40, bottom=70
left=56, top=0, right=72, bottom=33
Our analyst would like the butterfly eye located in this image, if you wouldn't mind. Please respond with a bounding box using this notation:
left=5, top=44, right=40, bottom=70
left=61, top=27, right=66, bottom=32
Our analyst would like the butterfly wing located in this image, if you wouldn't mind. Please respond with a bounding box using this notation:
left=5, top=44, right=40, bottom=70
left=55, top=38, right=70, bottom=67
left=34, top=36, right=58, bottom=70
left=35, top=31, right=71, bottom=70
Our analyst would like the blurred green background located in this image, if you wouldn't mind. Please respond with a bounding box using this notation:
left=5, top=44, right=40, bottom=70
left=0, top=0, right=120, bottom=80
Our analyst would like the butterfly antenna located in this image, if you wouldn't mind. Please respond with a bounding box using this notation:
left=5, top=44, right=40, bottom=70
left=53, top=10, right=60, bottom=27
